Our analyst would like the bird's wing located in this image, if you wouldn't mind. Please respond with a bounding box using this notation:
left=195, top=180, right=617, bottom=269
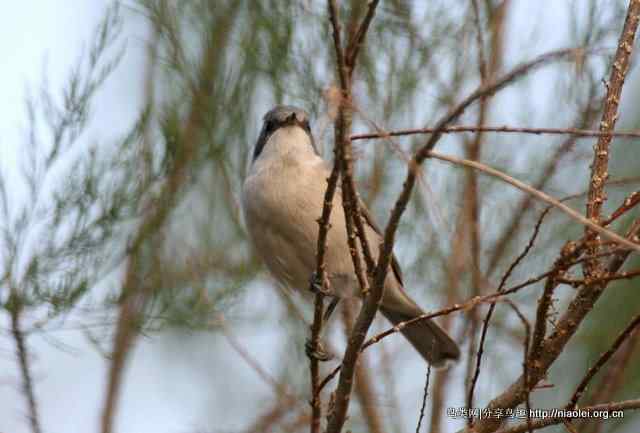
left=318, top=160, right=404, bottom=286
left=356, top=196, right=404, bottom=286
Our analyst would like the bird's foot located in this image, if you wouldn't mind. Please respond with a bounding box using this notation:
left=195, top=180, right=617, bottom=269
left=309, top=271, right=331, bottom=296
left=305, top=338, right=334, bottom=362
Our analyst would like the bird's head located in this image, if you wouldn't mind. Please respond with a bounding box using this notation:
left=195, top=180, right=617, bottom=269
left=252, top=105, right=317, bottom=162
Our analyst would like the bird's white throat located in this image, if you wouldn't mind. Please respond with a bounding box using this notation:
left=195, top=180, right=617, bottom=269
left=253, top=126, right=317, bottom=169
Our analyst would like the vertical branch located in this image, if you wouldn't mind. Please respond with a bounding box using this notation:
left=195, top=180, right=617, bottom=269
left=308, top=136, right=342, bottom=432
left=458, top=5, right=640, bottom=431
left=8, top=291, right=42, bottom=433
left=341, top=301, right=385, bottom=433
left=307, top=4, right=348, bottom=433
left=325, top=1, right=383, bottom=432
left=503, top=300, right=532, bottom=433
left=309, top=294, right=327, bottom=433
left=415, top=364, right=432, bottom=433
left=584, top=0, right=640, bottom=277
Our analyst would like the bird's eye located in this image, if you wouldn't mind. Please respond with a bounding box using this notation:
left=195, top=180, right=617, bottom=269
left=302, top=120, right=311, bottom=132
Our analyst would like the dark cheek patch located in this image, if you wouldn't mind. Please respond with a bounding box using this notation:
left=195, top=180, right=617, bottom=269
left=253, top=129, right=273, bottom=161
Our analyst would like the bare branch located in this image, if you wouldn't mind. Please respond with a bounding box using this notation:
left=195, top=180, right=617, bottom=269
left=351, top=125, right=640, bottom=141
left=324, top=2, right=384, bottom=433
left=459, top=218, right=640, bottom=433
left=415, top=363, right=432, bottom=433
left=368, top=51, right=597, bottom=369
left=426, top=151, right=640, bottom=253
left=345, top=0, right=380, bottom=72
left=327, top=0, right=347, bottom=90
left=567, top=312, right=640, bottom=409
left=584, top=0, right=640, bottom=277
left=503, top=300, right=532, bottom=433
left=468, top=206, right=549, bottom=423
left=492, top=399, right=640, bottom=433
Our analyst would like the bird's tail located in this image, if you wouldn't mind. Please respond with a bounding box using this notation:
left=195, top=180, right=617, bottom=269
left=380, top=305, right=460, bottom=367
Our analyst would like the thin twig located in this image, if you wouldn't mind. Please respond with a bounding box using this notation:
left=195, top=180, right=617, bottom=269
left=415, top=363, right=432, bottom=433
left=566, top=312, right=640, bottom=409
left=351, top=125, right=640, bottom=141
left=468, top=206, right=549, bottom=423
left=327, top=0, right=347, bottom=89
left=555, top=268, right=640, bottom=288
left=459, top=218, right=640, bottom=433
left=464, top=0, right=501, bottom=414
left=492, top=399, right=640, bottom=433
left=369, top=52, right=600, bottom=381
left=503, top=300, right=532, bottom=433
left=484, top=92, right=616, bottom=276
left=603, top=190, right=640, bottom=226
left=316, top=246, right=627, bottom=393
left=345, top=0, right=380, bottom=72
left=582, top=329, right=640, bottom=433
left=426, top=151, right=640, bottom=253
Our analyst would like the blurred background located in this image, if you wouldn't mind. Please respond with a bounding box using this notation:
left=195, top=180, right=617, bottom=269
left=0, top=1, right=639, bottom=433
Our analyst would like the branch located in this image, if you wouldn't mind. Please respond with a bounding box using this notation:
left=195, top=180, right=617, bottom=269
left=458, top=218, right=640, bottom=433
left=342, top=301, right=385, bottom=433
left=308, top=5, right=351, bottom=433
left=327, top=0, right=347, bottom=89
left=584, top=0, right=640, bottom=277
left=492, top=399, right=640, bottom=433
left=503, top=300, right=532, bottom=433
left=308, top=106, right=342, bottom=433
left=367, top=50, right=597, bottom=366
left=603, top=189, right=640, bottom=226
left=415, top=363, right=432, bottom=433
left=468, top=206, right=548, bottom=423
left=485, top=85, right=602, bottom=276
left=351, top=125, right=640, bottom=141
left=418, top=47, right=596, bottom=160
left=345, top=0, right=380, bottom=73
left=324, top=2, right=383, bottom=433
left=426, top=151, right=640, bottom=253
left=566, top=312, right=640, bottom=409
left=555, top=268, right=640, bottom=288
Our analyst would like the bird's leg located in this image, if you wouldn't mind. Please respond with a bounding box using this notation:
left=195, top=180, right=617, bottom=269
left=305, top=272, right=338, bottom=362
left=309, top=270, right=331, bottom=296
left=323, top=296, right=340, bottom=323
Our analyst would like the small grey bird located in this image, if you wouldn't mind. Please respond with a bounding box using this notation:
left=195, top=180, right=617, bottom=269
left=242, top=105, right=460, bottom=367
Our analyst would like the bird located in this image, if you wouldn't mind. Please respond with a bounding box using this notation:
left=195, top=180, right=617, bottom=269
left=241, top=105, right=460, bottom=367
